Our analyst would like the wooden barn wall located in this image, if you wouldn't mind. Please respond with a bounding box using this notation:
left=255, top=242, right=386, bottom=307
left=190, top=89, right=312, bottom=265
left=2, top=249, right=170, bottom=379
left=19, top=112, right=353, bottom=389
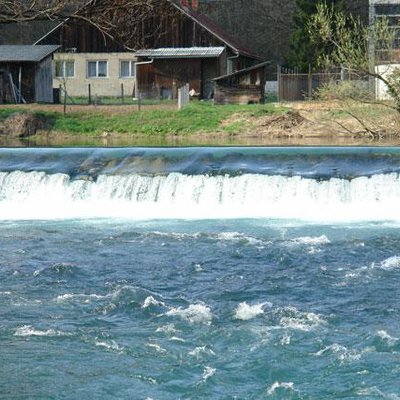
left=214, top=85, right=262, bottom=105
left=35, top=57, right=53, bottom=103
left=39, top=2, right=230, bottom=53
left=138, top=59, right=203, bottom=98
left=201, top=58, right=219, bottom=99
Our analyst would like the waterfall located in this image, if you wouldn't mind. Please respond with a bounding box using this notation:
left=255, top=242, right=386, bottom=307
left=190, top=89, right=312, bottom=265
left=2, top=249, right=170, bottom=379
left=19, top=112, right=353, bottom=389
left=1, top=170, right=400, bottom=221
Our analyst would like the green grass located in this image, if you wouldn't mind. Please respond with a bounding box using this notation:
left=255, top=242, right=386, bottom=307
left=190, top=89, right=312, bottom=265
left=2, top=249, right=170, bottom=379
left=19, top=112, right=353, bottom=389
left=0, top=108, right=26, bottom=120
left=1, top=102, right=286, bottom=137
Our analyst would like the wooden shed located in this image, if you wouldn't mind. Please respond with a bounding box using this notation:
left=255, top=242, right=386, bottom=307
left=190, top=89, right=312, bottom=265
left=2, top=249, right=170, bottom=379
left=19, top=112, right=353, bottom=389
left=135, top=47, right=226, bottom=99
left=0, top=45, right=59, bottom=104
left=213, top=61, right=270, bottom=105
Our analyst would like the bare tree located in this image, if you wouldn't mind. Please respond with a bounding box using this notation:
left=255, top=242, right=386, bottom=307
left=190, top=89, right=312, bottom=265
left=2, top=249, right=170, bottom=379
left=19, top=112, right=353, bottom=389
left=0, top=0, right=172, bottom=47
left=0, top=1, right=86, bottom=23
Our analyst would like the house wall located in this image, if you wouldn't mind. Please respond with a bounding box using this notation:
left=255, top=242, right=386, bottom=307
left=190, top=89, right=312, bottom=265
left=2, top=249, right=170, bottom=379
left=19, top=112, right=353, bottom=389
left=375, top=63, right=400, bottom=100
left=54, top=52, right=137, bottom=97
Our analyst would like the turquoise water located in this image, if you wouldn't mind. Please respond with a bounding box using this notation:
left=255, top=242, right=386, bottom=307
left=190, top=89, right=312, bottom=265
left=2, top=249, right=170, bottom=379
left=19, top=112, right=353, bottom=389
left=1, top=148, right=400, bottom=399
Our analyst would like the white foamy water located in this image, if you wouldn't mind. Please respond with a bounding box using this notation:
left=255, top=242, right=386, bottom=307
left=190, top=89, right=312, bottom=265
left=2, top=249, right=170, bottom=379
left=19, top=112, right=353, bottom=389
left=277, top=306, right=326, bottom=332
left=165, top=304, right=213, bottom=325
left=377, top=330, right=398, bottom=346
left=314, top=343, right=374, bottom=363
left=95, top=339, right=124, bottom=352
left=147, top=343, right=167, bottom=354
left=188, top=346, right=216, bottom=358
left=215, top=232, right=266, bottom=245
left=267, top=381, right=294, bottom=395
left=2, top=171, right=400, bottom=221
left=155, top=324, right=178, bottom=334
left=142, top=296, right=165, bottom=309
left=380, top=256, right=400, bottom=270
left=234, top=302, right=270, bottom=321
left=202, top=366, right=216, bottom=381
left=290, top=235, right=330, bottom=245
left=56, top=293, right=107, bottom=303
left=14, top=325, right=69, bottom=337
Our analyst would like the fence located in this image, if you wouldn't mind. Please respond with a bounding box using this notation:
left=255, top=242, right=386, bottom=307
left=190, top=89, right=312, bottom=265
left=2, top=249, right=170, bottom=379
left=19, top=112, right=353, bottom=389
left=58, top=82, right=191, bottom=110
left=276, top=66, right=370, bottom=102
left=277, top=66, right=343, bottom=102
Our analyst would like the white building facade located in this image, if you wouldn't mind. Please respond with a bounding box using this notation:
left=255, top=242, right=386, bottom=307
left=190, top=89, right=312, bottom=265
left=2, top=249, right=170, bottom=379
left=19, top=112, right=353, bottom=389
left=53, top=52, right=137, bottom=98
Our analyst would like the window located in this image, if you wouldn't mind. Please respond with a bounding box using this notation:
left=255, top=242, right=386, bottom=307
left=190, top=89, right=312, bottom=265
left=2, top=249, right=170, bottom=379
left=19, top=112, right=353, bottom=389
left=87, top=61, right=108, bottom=78
left=120, top=60, right=136, bottom=78
left=55, top=60, right=75, bottom=78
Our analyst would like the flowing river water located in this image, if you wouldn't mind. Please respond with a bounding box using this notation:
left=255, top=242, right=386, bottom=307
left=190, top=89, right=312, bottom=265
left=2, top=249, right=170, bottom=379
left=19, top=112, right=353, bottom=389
left=1, top=147, right=400, bottom=399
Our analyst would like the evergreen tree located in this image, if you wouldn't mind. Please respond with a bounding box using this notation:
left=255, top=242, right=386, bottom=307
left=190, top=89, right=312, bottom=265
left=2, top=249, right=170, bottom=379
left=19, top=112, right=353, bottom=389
left=288, top=0, right=345, bottom=70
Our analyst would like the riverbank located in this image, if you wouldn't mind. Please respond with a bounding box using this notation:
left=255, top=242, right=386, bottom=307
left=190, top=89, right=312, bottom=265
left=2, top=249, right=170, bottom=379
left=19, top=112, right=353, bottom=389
left=1, top=100, right=400, bottom=146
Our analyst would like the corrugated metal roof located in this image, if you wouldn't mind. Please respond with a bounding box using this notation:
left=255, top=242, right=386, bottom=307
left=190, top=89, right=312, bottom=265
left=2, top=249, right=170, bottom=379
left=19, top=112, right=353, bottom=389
left=135, top=47, right=225, bottom=58
left=0, top=45, right=60, bottom=62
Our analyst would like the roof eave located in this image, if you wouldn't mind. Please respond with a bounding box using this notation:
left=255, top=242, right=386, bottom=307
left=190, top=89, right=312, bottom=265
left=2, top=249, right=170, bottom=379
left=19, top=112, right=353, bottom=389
left=213, top=60, right=271, bottom=81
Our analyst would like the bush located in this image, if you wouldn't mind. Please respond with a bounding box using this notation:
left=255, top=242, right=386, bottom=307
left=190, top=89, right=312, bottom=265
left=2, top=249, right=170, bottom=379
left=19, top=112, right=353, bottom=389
left=314, top=80, right=372, bottom=102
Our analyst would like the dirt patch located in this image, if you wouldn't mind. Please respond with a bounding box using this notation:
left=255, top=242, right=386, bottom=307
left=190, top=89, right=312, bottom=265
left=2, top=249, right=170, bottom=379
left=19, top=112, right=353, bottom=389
left=0, top=112, right=46, bottom=138
left=258, top=111, right=306, bottom=132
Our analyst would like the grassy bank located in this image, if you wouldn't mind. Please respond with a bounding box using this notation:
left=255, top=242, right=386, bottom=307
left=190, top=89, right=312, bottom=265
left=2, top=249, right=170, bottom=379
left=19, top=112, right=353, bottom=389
left=0, top=102, right=286, bottom=137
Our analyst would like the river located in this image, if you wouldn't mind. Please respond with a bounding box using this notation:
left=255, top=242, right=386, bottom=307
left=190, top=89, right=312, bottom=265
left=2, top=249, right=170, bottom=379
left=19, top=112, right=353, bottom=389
left=1, top=147, right=400, bottom=399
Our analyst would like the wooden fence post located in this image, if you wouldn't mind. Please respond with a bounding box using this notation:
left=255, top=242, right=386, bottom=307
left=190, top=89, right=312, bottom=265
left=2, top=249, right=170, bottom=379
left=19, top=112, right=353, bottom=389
left=63, top=88, right=67, bottom=115
left=277, top=64, right=281, bottom=103
left=178, top=83, right=190, bottom=109
left=121, top=83, right=124, bottom=104
left=308, top=64, right=313, bottom=99
left=88, top=84, right=91, bottom=105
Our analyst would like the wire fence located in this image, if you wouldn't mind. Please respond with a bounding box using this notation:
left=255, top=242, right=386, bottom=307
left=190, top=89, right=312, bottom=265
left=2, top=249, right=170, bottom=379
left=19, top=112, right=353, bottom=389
left=56, top=83, right=191, bottom=109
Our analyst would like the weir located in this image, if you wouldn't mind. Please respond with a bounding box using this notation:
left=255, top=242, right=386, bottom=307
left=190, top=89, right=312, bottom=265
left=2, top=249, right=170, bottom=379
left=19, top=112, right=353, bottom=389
left=0, top=147, right=400, bottom=221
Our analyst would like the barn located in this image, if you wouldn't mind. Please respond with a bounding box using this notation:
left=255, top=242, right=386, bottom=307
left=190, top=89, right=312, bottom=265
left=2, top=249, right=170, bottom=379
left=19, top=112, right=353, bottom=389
left=33, top=0, right=261, bottom=100
left=0, top=45, right=60, bottom=104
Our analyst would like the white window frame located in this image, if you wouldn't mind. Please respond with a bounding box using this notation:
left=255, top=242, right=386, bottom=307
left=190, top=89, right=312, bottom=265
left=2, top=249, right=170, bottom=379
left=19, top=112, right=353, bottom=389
left=120, top=60, right=136, bottom=78
left=87, top=60, right=108, bottom=78
left=55, top=60, right=75, bottom=78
